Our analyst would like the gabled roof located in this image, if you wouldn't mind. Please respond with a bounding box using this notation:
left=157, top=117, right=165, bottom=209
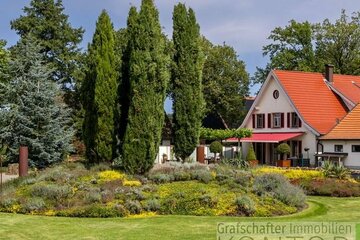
left=273, top=70, right=347, bottom=135
left=331, top=74, right=360, bottom=105
left=320, top=104, right=360, bottom=140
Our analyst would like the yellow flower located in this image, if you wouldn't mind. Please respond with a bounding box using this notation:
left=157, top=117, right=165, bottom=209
left=123, top=179, right=142, bottom=187
left=98, top=170, right=125, bottom=182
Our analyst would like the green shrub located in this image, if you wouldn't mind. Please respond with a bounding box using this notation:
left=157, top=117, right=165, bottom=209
left=173, top=170, right=191, bottom=181
left=143, top=199, right=160, bottom=212
left=209, top=141, right=223, bottom=154
left=84, top=190, right=102, bottom=203
left=322, top=161, right=351, bottom=179
left=57, top=204, right=125, bottom=218
left=274, top=183, right=306, bottom=208
left=253, top=173, right=306, bottom=207
left=276, top=143, right=291, bottom=159
left=23, top=198, right=46, bottom=212
left=90, top=163, right=111, bottom=172
left=148, top=173, right=174, bottom=184
left=125, top=200, right=142, bottom=214
left=191, top=170, right=213, bottom=183
left=222, top=158, right=249, bottom=169
left=246, top=144, right=257, bottom=161
left=300, top=178, right=360, bottom=197
left=253, top=173, right=286, bottom=194
left=235, top=195, right=255, bottom=216
left=31, top=184, right=72, bottom=201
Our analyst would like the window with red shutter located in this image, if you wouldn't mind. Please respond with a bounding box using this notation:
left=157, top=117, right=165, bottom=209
left=262, top=114, right=265, bottom=128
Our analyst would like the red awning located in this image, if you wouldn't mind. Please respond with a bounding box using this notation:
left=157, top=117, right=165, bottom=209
left=239, top=132, right=304, bottom=143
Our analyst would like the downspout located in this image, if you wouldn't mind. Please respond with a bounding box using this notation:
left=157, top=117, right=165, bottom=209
left=316, top=139, right=324, bottom=167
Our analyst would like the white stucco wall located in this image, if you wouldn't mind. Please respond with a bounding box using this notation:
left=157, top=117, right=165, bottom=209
left=321, top=140, right=360, bottom=168
left=242, top=76, right=318, bottom=164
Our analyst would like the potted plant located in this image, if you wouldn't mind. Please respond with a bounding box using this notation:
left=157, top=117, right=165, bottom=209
left=246, top=144, right=258, bottom=167
left=276, top=143, right=291, bottom=167
left=209, top=141, right=223, bottom=163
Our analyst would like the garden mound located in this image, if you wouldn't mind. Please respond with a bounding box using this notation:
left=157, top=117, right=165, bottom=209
left=0, top=162, right=306, bottom=218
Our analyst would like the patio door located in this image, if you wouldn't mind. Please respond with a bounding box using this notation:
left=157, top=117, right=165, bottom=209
left=254, top=143, right=266, bottom=164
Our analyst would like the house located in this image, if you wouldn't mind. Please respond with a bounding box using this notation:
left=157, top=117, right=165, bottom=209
left=240, top=65, right=360, bottom=168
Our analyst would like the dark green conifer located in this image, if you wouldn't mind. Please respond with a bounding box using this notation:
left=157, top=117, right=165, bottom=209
left=82, top=10, right=117, bottom=163
left=172, top=4, right=204, bottom=161
left=121, top=0, right=170, bottom=174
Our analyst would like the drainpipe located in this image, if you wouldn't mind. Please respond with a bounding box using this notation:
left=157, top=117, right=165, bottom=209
left=316, top=139, right=324, bottom=167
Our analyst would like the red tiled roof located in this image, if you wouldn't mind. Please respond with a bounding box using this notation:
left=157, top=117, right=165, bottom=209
left=238, top=132, right=304, bottom=143
left=273, top=70, right=347, bottom=134
left=332, top=74, right=360, bottom=104
left=320, top=104, right=360, bottom=140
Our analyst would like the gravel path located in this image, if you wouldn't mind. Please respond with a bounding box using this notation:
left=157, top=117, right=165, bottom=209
left=0, top=173, right=18, bottom=183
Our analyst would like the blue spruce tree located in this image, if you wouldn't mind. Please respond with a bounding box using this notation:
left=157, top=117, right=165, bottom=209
left=0, top=36, right=73, bottom=168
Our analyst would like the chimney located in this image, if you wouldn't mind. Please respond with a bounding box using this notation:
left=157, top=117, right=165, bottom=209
left=325, top=64, right=334, bottom=82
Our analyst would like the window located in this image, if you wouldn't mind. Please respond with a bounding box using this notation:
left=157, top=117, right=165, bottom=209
left=291, top=112, right=300, bottom=128
left=272, top=113, right=281, bottom=128
left=273, top=90, right=279, bottom=99
left=334, top=145, right=343, bottom=152
left=352, top=145, right=360, bottom=152
left=256, top=114, right=264, bottom=128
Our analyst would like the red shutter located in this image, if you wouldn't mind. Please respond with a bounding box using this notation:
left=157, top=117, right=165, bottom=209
left=299, top=141, right=302, bottom=157
left=281, top=113, right=284, bottom=128
left=268, top=113, right=271, bottom=128
left=287, top=112, right=290, bottom=128
left=262, top=114, right=265, bottom=128
left=252, top=114, right=255, bottom=128
left=299, top=118, right=302, bottom=128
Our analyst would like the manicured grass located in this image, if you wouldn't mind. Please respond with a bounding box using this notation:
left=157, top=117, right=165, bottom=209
left=0, top=196, right=359, bottom=239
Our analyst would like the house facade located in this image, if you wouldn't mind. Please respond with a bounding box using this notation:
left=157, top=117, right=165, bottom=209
left=240, top=65, right=360, bottom=168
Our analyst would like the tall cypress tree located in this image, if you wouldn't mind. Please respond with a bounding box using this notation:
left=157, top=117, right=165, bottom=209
left=121, top=0, right=170, bottom=174
left=0, top=35, right=73, bottom=168
left=82, top=10, right=117, bottom=163
left=113, top=11, right=135, bottom=162
left=172, top=4, right=204, bottom=161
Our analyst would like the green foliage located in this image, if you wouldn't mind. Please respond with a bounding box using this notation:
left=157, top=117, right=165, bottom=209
left=322, top=161, right=351, bottom=179
left=10, top=0, right=84, bottom=88
left=172, top=3, right=204, bottom=161
left=82, top=10, right=117, bottom=163
left=253, top=173, right=306, bottom=208
left=254, top=10, right=360, bottom=84
left=209, top=141, right=222, bottom=154
left=0, top=36, right=73, bottom=168
left=299, top=178, right=360, bottom=197
left=0, top=162, right=305, bottom=217
left=315, top=10, right=360, bottom=75
left=201, top=38, right=250, bottom=128
left=235, top=195, right=255, bottom=216
left=246, top=144, right=257, bottom=161
left=200, top=127, right=252, bottom=140
left=222, top=158, right=249, bottom=169
left=276, top=143, right=291, bottom=156
left=0, top=40, right=9, bottom=84
left=121, top=0, right=170, bottom=174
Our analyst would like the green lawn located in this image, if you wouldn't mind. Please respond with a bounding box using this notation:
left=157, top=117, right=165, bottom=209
left=0, top=196, right=359, bottom=240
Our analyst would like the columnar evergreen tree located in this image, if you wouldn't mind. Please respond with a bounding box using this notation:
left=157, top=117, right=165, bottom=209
left=0, top=36, right=73, bottom=168
left=10, top=0, right=84, bottom=88
left=121, top=0, right=170, bottom=174
left=82, top=10, right=117, bottom=163
left=172, top=4, right=204, bottom=161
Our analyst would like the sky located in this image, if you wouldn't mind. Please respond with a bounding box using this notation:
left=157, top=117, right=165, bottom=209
left=1, top=0, right=360, bottom=112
